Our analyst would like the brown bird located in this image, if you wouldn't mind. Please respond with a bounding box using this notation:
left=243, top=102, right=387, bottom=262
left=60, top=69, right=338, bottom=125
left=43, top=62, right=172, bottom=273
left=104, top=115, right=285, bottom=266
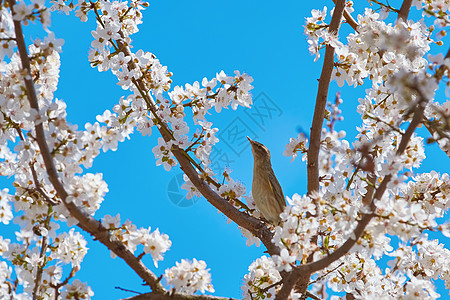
left=248, top=136, right=286, bottom=224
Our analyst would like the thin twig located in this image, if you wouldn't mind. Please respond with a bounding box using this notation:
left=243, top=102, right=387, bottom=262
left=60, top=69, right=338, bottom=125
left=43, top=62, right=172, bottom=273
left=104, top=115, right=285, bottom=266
left=10, top=122, right=58, bottom=206
left=116, top=286, right=142, bottom=294
left=32, top=213, right=51, bottom=300
left=369, top=0, right=400, bottom=13
left=305, top=291, right=322, bottom=300
left=121, top=293, right=237, bottom=300
left=30, top=162, right=59, bottom=205
left=50, top=266, right=78, bottom=298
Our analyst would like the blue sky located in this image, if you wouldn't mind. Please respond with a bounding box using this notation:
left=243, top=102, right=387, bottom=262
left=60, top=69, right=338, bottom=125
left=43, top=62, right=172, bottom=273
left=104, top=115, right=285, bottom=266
left=5, top=0, right=450, bottom=298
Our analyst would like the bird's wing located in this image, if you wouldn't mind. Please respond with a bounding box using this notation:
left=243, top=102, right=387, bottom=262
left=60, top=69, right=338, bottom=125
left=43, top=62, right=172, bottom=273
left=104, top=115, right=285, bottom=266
left=268, top=171, right=286, bottom=210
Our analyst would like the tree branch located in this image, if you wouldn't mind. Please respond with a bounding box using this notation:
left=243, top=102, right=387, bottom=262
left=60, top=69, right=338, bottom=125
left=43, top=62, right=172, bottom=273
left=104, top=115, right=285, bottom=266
left=275, top=1, right=346, bottom=299
left=397, top=0, right=413, bottom=22
left=362, top=167, right=377, bottom=206
left=8, top=0, right=165, bottom=294
left=32, top=221, right=49, bottom=300
left=307, top=0, right=346, bottom=195
left=332, top=0, right=358, bottom=31
left=277, top=87, right=429, bottom=299
left=115, top=39, right=280, bottom=256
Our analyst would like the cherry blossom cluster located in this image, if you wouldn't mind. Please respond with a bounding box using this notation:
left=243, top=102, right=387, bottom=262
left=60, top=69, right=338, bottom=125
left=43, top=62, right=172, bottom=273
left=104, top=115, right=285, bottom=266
left=150, top=70, right=253, bottom=177
left=10, top=0, right=50, bottom=26
left=391, top=172, right=450, bottom=234
left=0, top=260, right=12, bottom=297
left=0, top=189, right=13, bottom=225
left=424, top=55, right=450, bottom=155
left=283, top=133, right=308, bottom=162
left=242, top=256, right=282, bottom=300
left=60, top=279, right=94, bottom=300
left=332, top=10, right=430, bottom=88
left=101, top=214, right=171, bottom=266
left=51, top=228, right=88, bottom=266
left=164, top=258, right=214, bottom=294
left=0, top=9, right=16, bottom=60
left=0, top=227, right=90, bottom=298
left=322, top=251, right=441, bottom=299
left=242, top=255, right=302, bottom=300
left=412, top=0, right=450, bottom=29
left=218, top=169, right=247, bottom=203
left=305, top=6, right=342, bottom=62
left=272, top=194, right=319, bottom=265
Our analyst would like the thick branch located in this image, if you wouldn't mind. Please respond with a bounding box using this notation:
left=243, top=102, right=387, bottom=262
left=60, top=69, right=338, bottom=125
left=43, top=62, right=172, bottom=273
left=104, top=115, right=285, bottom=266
left=8, top=1, right=164, bottom=293
left=361, top=148, right=377, bottom=206
left=274, top=1, right=347, bottom=299
left=306, top=0, right=346, bottom=195
left=397, top=0, right=413, bottom=22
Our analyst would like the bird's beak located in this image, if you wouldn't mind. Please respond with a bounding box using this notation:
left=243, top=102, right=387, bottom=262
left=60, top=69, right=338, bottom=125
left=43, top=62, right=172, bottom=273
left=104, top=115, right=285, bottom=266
left=247, top=136, right=253, bottom=145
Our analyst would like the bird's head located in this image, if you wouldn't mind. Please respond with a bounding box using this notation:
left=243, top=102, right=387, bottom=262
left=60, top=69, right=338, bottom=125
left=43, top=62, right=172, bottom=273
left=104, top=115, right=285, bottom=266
left=247, top=136, right=271, bottom=164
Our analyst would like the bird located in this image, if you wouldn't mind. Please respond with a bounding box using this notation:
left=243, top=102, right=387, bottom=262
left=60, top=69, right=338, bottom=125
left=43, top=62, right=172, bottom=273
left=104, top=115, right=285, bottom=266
left=247, top=136, right=286, bottom=224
